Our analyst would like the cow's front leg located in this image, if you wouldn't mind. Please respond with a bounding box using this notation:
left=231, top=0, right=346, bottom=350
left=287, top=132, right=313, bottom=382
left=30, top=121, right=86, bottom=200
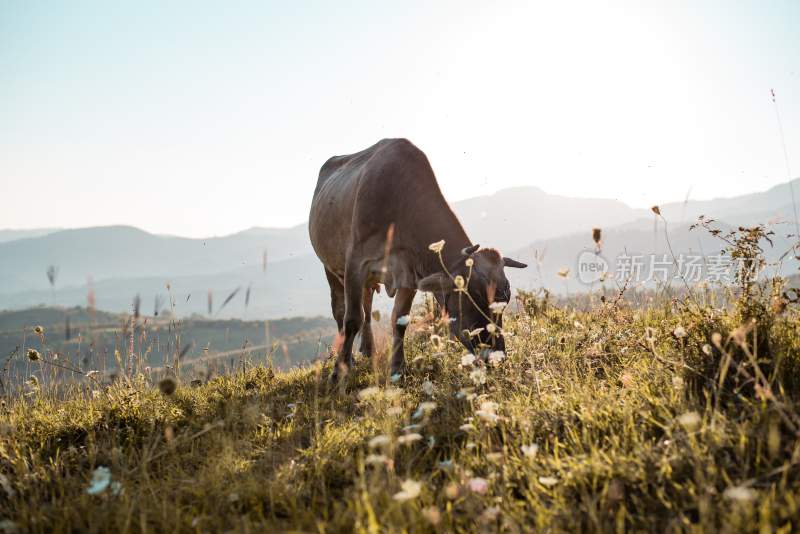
left=331, top=259, right=366, bottom=383
left=359, top=286, right=376, bottom=357
left=390, top=288, right=416, bottom=377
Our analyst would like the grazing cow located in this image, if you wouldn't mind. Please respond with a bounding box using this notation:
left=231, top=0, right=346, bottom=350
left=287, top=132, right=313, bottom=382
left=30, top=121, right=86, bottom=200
left=309, top=138, right=526, bottom=382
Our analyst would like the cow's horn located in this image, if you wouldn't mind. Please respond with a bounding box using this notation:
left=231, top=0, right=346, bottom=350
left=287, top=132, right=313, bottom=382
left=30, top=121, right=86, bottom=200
left=503, top=257, right=528, bottom=268
left=461, top=244, right=480, bottom=256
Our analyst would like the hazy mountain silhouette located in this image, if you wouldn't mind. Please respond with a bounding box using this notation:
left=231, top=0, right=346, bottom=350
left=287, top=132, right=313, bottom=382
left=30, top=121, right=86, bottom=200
left=2, top=178, right=797, bottom=317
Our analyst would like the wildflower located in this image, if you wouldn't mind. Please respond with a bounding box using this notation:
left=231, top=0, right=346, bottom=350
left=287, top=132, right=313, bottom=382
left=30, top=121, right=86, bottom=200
left=480, top=506, right=501, bottom=523
left=422, top=506, right=442, bottom=525
left=465, top=257, right=474, bottom=268
left=368, top=435, right=391, bottom=448
left=486, top=452, right=503, bottom=462
left=521, top=444, right=539, bottom=459
left=86, top=370, right=99, bottom=379
left=470, top=368, right=487, bottom=385
left=487, top=351, right=505, bottom=366
left=723, top=486, right=757, bottom=502
left=86, top=466, right=112, bottom=495
left=393, top=479, right=422, bottom=501
left=365, top=454, right=388, bottom=465
left=538, top=476, right=559, bottom=487
left=402, top=424, right=422, bottom=432
left=444, top=482, right=460, bottom=499
left=651, top=205, right=661, bottom=216
left=468, top=327, right=484, bottom=338
left=620, top=373, right=634, bottom=388
left=386, top=406, right=403, bottom=417
left=396, top=315, right=410, bottom=326
left=467, top=477, right=489, bottom=494
left=673, top=326, right=687, bottom=338
left=412, top=402, right=437, bottom=419
left=358, top=386, right=381, bottom=401
left=384, top=387, right=403, bottom=400
left=26, top=349, right=40, bottom=362
left=228, top=492, right=239, bottom=503
left=489, top=301, right=507, bottom=314
left=33, top=325, right=44, bottom=335
left=398, top=433, right=422, bottom=445
left=421, top=380, right=434, bottom=396
left=461, top=353, right=477, bottom=367
left=428, top=240, right=445, bottom=253
left=557, top=268, right=570, bottom=278
left=711, top=332, right=723, bottom=346
left=677, top=411, right=701, bottom=431
left=158, top=377, right=177, bottom=396
left=430, top=334, right=442, bottom=350
left=459, top=423, right=476, bottom=432
left=486, top=323, right=497, bottom=334
left=671, top=376, right=684, bottom=389
left=702, top=344, right=712, bottom=355
left=454, top=275, right=466, bottom=290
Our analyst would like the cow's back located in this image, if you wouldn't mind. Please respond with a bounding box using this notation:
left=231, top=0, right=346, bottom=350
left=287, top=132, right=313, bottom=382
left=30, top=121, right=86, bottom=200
left=309, top=138, right=464, bottom=286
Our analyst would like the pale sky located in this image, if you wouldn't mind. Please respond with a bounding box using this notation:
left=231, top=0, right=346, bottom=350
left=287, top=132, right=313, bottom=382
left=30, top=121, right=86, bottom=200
left=1, top=1, right=799, bottom=237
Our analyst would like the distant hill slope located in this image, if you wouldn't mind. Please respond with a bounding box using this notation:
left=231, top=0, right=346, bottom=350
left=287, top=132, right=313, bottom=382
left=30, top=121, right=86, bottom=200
left=0, top=224, right=311, bottom=292
left=2, top=179, right=798, bottom=317
left=0, top=228, right=61, bottom=243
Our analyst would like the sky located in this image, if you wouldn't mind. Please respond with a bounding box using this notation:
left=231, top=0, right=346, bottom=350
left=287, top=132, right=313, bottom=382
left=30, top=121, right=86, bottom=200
left=1, top=0, right=799, bottom=237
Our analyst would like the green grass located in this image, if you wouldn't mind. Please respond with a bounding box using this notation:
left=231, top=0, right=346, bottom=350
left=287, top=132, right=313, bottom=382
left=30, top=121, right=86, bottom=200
left=1, top=288, right=799, bottom=532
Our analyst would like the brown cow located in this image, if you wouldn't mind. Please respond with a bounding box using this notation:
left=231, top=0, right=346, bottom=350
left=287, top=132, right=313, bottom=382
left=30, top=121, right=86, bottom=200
left=309, top=138, right=526, bottom=382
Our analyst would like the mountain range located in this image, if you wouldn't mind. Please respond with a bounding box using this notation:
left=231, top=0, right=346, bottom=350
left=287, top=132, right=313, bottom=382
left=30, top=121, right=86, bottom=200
left=1, top=178, right=798, bottom=318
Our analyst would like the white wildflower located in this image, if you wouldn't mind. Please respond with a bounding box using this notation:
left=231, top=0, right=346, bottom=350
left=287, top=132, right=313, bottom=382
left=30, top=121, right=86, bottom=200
left=358, top=386, right=381, bottom=401
left=86, top=466, right=112, bottom=495
left=467, top=477, right=489, bottom=494
left=521, top=444, right=539, bottom=459
left=421, top=380, right=434, bottom=396
left=673, top=326, right=688, bottom=338
left=489, top=301, right=507, bottom=314
left=397, top=433, right=422, bottom=445
left=723, top=485, right=757, bottom=502
left=538, top=476, right=559, bottom=487
left=428, top=240, right=445, bottom=253
left=461, top=353, right=477, bottom=367
left=368, top=435, right=391, bottom=448
left=487, top=351, right=505, bottom=366
left=677, top=411, right=701, bottom=431
left=393, top=479, right=422, bottom=501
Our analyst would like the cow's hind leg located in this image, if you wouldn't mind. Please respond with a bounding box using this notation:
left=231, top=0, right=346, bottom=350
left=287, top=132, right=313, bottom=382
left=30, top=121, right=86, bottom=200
left=331, top=257, right=366, bottom=383
left=390, top=288, right=416, bottom=377
left=359, top=285, right=376, bottom=357
left=324, top=268, right=345, bottom=332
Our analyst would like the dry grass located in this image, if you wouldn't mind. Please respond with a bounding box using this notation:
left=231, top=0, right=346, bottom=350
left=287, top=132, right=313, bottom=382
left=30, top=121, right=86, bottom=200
left=1, top=279, right=800, bottom=532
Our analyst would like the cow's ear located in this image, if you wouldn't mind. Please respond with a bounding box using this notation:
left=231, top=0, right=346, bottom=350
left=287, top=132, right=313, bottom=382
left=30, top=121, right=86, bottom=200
left=503, top=257, right=527, bottom=268
left=417, top=272, right=454, bottom=293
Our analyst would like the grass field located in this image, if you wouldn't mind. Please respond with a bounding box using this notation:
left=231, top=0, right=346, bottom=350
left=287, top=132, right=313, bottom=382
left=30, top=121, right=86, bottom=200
left=1, top=264, right=799, bottom=532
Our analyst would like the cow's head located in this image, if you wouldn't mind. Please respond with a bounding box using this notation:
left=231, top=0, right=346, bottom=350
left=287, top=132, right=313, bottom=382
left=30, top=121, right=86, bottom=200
left=417, top=244, right=527, bottom=355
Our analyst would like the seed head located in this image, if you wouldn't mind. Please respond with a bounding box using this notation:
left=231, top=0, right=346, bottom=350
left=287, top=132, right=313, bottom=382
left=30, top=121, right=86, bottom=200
left=651, top=205, right=661, bottom=216
left=26, top=348, right=41, bottom=362
left=428, top=240, right=445, bottom=254
left=454, top=275, right=466, bottom=290
left=33, top=325, right=44, bottom=335
left=592, top=228, right=602, bottom=245
left=158, top=377, right=177, bottom=396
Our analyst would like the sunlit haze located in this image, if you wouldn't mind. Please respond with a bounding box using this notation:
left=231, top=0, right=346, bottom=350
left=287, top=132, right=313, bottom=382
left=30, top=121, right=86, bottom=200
left=2, top=1, right=799, bottom=237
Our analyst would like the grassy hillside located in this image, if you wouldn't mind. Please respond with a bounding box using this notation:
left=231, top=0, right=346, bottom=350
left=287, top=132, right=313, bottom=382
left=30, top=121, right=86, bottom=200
left=1, top=274, right=799, bottom=532
left=0, top=307, right=336, bottom=390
